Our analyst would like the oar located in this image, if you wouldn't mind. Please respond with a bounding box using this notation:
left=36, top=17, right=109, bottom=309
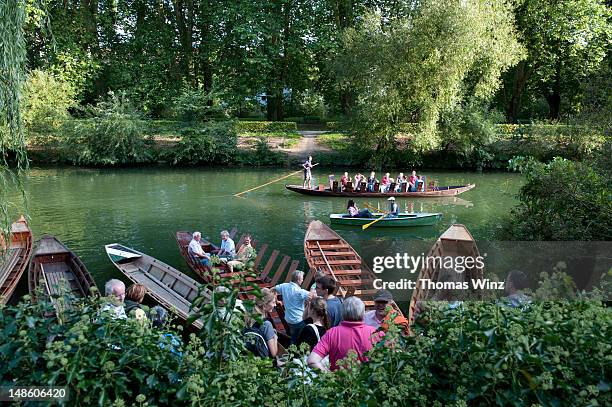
left=361, top=213, right=388, bottom=230
left=233, top=163, right=319, bottom=197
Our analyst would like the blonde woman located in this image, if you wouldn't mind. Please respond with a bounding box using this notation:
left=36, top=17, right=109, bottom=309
left=244, top=288, right=279, bottom=357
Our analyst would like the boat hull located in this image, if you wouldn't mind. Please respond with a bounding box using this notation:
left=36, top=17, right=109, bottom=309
left=105, top=243, right=208, bottom=329
left=0, top=216, right=33, bottom=304
left=330, top=213, right=442, bottom=227
left=28, top=235, right=96, bottom=302
left=286, top=183, right=475, bottom=197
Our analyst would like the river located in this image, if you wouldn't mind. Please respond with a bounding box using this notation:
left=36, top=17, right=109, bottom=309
left=9, top=166, right=521, bottom=291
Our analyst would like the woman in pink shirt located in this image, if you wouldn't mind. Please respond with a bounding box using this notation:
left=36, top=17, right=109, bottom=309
left=307, top=296, right=383, bottom=371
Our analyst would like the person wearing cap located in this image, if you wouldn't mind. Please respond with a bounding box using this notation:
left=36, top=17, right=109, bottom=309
left=364, top=290, right=409, bottom=335
left=387, top=197, right=399, bottom=218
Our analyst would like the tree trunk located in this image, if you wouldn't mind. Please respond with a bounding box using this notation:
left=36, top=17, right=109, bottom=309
left=546, top=61, right=562, bottom=120
left=505, top=61, right=529, bottom=123
left=172, top=0, right=195, bottom=86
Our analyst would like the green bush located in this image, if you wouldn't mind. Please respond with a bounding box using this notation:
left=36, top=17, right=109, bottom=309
left=21, top=69, right=76, bottom=144
left=499, top=156, right=612, bottom=240
left=1, top=290, right=609, bottom=406
left=237, top=138, right=285, bottom=166
left=61, top=92, right=153, bottom=166
left=173, top=87, right=228, bottom=123
left=169, top=121, right=237, bottom=165
left=235, top=121, right=297, bottom=133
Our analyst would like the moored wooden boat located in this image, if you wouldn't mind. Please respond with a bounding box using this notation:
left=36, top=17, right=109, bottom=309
left=29, top=235, right=97, bottom=302
left=304, top=220, right=404, bottom=317
left=286, top=183, right=475, bottom=197
left=0, top=216, right=33, bottom=304
left=176, top=230, right=307, bottom=334
left=408, top=224, right=484, bottom=325
left=330, top=212, right=442, bottom=227
left=105, top=243, right=209, bottom=329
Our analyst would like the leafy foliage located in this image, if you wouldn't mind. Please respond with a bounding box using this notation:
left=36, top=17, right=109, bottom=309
left=169, top=121, right=237, bottom=165
left=173, top=87, right=228, bottom=124
left=334, top=1, right=525, bottom=162
left=0, top=288, right=610, bottom=406
left=501, top=156, right=612, bottom=240
left=21, top=69, right=75, bottom=143
left=61, top=92, right=153, bottom=166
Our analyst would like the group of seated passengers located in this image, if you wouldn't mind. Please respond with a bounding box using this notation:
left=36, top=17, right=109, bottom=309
left=188, top=230, right=257, bottom=272
left=336, top=170, right=425, bottom=192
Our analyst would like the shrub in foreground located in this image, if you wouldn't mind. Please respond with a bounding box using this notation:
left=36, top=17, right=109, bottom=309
left=1, top=288, right=610, bottom=406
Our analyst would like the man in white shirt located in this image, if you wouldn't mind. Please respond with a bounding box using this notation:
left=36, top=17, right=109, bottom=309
left=217, top=230, right=235, bottom=261
left=101, top=279, right=127, bottom=319
left=188, top=231, right=211, bottom=266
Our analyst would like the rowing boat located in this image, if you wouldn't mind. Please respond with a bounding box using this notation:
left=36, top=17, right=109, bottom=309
left=330, top=212, right=442, bottom=227
left=408, top=224, right=484, bottom=325
left=105, top=243, right=209, bottom=329
left=304, top=220, right=404, bottom=317
left=286, top=183, right=475, bottom=197
left=176, top=230, right=306, bottom=333
left=0, top=216, right=32, bottom=304
left=29, top=235, right=97, bottom=302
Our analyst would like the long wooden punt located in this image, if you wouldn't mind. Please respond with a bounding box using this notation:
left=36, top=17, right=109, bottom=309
left=304, top=220, right=404, bottom=316
left=176, top=230, right=307, bottom=333
left=105, top=243, right=210, bottom=329
left=408, top=224, right=484, bottom=325
left=0, top=216, right=33, bottom=304
left=286, top=183, right=475, bottom=197
left=29, top=235, right=97, bottom=303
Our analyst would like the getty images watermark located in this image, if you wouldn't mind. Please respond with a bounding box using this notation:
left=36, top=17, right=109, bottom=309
left=370, top=252, right=504, bottom=290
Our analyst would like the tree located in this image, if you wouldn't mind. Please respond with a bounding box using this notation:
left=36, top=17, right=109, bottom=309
left=1, top=0, right=29, bottom=239
left=503, top=0, right=612, bottom=122
left=334, top=0, right=524, bottom=161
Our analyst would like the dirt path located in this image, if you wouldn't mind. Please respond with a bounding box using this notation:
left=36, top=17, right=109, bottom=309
left=282, top=130, right=330, bottom=157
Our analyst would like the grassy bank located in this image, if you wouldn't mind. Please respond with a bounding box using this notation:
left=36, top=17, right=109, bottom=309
left=22, top=119, right=607, bottom=169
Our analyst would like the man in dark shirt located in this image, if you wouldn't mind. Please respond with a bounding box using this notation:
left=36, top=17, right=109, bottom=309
left=315, top=276, right=343, bottom=327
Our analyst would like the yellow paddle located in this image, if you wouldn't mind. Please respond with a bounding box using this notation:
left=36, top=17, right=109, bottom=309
left=361, top=213, right=388, bottom=230
left=361, top=202, right=396, bottom=230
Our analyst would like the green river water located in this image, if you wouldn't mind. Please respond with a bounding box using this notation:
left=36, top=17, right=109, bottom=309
left=9, top=167, right=522, bottom=294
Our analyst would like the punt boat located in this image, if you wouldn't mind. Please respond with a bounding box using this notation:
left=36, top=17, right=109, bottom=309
left=0, top=216, right=33, bottom=304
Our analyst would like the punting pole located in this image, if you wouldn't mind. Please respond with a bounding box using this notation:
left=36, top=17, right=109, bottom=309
left=233, top=163, right=319, bottom=197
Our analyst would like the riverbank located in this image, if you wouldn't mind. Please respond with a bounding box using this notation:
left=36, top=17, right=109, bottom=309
left=21, top=120, right=606, bottom=170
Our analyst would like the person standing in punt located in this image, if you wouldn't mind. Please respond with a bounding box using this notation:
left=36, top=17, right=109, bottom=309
left=303, top=155, right=314, bottom=189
